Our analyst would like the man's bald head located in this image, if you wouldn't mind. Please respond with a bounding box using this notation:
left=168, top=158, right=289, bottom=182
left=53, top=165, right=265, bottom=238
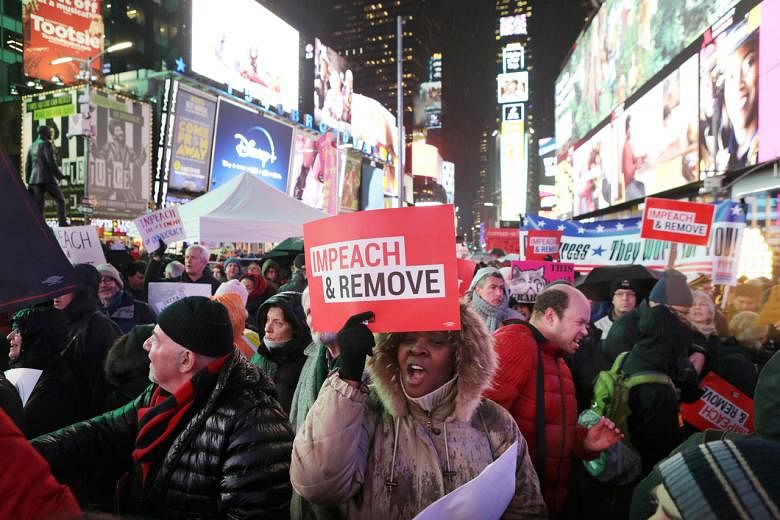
left=530, top=285, right=591, bottom=355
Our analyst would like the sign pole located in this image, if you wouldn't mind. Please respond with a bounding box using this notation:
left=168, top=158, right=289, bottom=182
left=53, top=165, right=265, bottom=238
left=396, top=15, right=404, bottom=206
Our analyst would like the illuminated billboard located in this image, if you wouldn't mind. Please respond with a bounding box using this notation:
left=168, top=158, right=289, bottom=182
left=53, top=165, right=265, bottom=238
left=555, top=0, right=739, bottom=148
left=288, top=130, right=339, bottom=214
left=571, top=122, right=617, bottom=215
left=497, top=72, right=528, bottom=104
left=350, top=94, right=399, bottom=162
left=502, top=44, right=525, bottom=72
left=500, top=120, right=527, bottom=221
left=339, top=149, right=362, bottom=212
left=360, top=160, right=384, bottom=210
left=210, top=98, right=294, bottom=192
left=700, top=6, right=760, bottom=174
left=499, top=14, right=527, bottom=37
left=420, top=81, right=442, bottom=129
left=23, top=0, right=103, bottom=84
left=191, top=0, right=299, bottom=112
left=759, top=0, right=780, bottom=162
left=314, top=38, right=354, bottom=131
left=167, top=84, right=217, bottom=194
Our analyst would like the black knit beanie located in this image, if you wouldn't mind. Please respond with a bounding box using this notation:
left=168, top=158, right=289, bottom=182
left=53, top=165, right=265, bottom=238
left=157, top=296, right=233, bottom=357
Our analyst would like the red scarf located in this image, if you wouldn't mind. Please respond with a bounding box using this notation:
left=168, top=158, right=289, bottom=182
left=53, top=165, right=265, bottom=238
left=132, top=355, right=229, bottom=482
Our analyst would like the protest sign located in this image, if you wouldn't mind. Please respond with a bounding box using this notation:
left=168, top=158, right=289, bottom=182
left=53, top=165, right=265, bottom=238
left=53, top=225, right=106, bottom=266
left=457, top=258, right=477, bottom=297
left=525, top=230, right=562, bottom=260
left=680, top=372, right=754, bottom=434
left=485, top=228, right=520, bottom=254
left=148, top=282, right=212, bottom=315
left=509, top=260, right=575, bottom=303
left=304, top=205, right=460, bottom=332
left=640, top=198, right=715, bottom=247
left=133, top=207, right=186, bottom=252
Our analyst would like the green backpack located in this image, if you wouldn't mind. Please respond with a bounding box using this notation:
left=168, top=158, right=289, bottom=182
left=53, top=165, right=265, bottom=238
left=577, top=351, right=674, bottom=484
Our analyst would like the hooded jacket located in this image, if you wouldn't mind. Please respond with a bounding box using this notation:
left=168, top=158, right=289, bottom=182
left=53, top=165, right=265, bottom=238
left=32, top=352, right=294, bottom=519
left=290, top=305, right=547, bottom=519
left=250, top=291, right=311, bottom=415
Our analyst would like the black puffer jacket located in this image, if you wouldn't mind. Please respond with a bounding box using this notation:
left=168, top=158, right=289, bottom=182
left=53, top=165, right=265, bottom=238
left=32, top=352, right=294, bottom=519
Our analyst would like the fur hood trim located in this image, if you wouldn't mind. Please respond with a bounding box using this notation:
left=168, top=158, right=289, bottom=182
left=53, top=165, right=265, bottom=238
left=367, top=304, right=497, bottom=422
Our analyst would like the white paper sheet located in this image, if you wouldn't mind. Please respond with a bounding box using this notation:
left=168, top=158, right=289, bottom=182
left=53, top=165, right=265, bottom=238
left=4, top=368, right=43, bottom=406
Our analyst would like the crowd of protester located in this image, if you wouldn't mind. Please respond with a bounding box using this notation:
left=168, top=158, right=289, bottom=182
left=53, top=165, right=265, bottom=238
left=1, top=243, right=779, bottom=519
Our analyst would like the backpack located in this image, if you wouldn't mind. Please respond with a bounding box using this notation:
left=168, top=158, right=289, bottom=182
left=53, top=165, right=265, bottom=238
left=577, top=351, right=674, bottom=485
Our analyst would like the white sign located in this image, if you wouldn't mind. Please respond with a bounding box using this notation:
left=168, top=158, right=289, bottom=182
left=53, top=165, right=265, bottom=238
left=147, top=282, right=212, bottom=315
left=52, top=225, right=106, bottom=266
left=5, top=368, right=43, bottom=406
left=133, top=207, right=186, bottom=251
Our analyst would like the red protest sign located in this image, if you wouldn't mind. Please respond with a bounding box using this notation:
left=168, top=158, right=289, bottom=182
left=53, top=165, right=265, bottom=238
left=304, top=205, right=460, bottom=333
left=485, top=228, right=520, bottom=254
left=640, top=197, right=715, bottom=247
left=680, top=372, right=755, bottom=434
left=457, top=258, right=477, bottom=297
left=525, top=230, right=562, bottom=260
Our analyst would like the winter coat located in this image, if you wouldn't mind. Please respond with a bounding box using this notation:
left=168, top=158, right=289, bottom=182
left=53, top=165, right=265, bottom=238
left=484, top=322, right=595, bottom=517
left=279, top=270, right=307, bottom=293
left=603, top=306, right=641, bottom=364
left=629, top=350, right=780, bottom=519
left=707, top=336, right=759, bottom=398
left=291, top=305, right=547, bottom=519
left=622, top=303, right=690, bottom=475
left=32, top=352, right=295, bottom=519
left=25, top=136, right=62, bottom=185
left=102, top=290, right=156, bottom=334
left=172, top=269, right=221, bottom=294
left=102, top=324, right=154, bottom=411
left=289, top=341, right=326, bottom=433
left=0, top=375, right=25, bottom=434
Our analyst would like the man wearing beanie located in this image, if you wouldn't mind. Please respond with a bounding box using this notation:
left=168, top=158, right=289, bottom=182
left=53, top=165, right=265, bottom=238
left=465, top=267, right=522, bottom=332
left=594, top=279, right=639, bottom=338
left=279, top=253, right=308, bottom=293
left=96, top=263, right=155, bottom=334
left=223, top=257, right=242, bottom=281
left=32, top=296, right=295, bottom=517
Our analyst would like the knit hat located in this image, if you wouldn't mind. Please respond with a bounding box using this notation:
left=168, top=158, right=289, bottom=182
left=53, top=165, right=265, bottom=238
left=735, top=283, right=762, bottom=300
left=757, top=285, right=780, bottom=326
left=658, top=438, right=780, bottom=519
left=468, top=267, right=504, bottom=293
left=211, top=293, right=248, bottom=347
left=215, top=279, right=248, bottom=306
left=649, top=269, right=692, bottom=306
left=96, top=263, right=124, bottom=289
left=157, top=296, right=233, bottom=357
left=223, top=257, right=242, bottom=273
left=293, top=253, right=305, bottom=270
left=609, top=279, right=638, bottom=297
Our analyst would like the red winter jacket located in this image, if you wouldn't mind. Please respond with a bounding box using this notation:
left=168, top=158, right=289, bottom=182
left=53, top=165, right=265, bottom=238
left=484, top=323, right=595, bottom=517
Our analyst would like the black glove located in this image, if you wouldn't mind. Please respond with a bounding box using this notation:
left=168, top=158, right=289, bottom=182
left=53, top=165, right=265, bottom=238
left=337, top=311, right=375, bottom=382
left=153, top=238, right=166, bottom=259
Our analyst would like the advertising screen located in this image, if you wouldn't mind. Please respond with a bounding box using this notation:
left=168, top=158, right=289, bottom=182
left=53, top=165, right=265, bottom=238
left=351, top=94, right=399, bottom=161
left=499, top=14, right=527, bottom=37
left=314, top=38, right=354, bottom=131
left=500, top=120, right=527, bottom=221
left=88, top=91, right=152, bottom=219
left=23, top=0, right=103, bottom=84
left=700, top=6, right=760, bottom=174
left=191, top=0, right=299, bottom=113
left=502, top=44, right=525, bottom=72
left=419, top=81, right=442, bottom=130
left=288, top=130, right=339, bottom=214
left=497, top=72, right=529, bottom=104
left=339, top=149, right=362, bottom=212
left=571, top=122, right=618, bottom=216
left=360, top=161, right=384, bottom=210
left=167, top=84, right=217, bottom=193
left=555, top=0, right=739, bottom=148
left=759, top=0, right=780, bottom=162
left=210, top=98, right=294, bottom=192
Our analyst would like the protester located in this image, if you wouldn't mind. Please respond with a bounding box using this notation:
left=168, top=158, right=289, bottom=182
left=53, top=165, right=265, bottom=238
left=262, top=259, right=282, bottom=291
left=279, top=254, right=307, bottom=293
left=32, top=296, right=294, bottom=517
left=212, top=280, right=260, bottom=359
left=210, top=262, right=225, bottom=283
left=291, top=306, right=548, bottom=518
left=726, top=283, right=762, bottom=322
left=688, top=273, right=729, bottom=336
left=164, top=260, right=185, bottom=279
left=485, top=284, right=622, bottom=517
left=96, top=263, right=155, bottom=334
left=464, top=267, right=521, bottom=332
left=7, top=307, right=79, bottom=438
left=25, top=125, right=68, bottom=226
left=247, top=262, right=263, bottom=277
left=223, top=257, right=243, bottom=281
left=55, top=263, right=122, bottom=419
left=717, top=311, right=767, bottom=391
left=102, top=324, right=154, bottom=411
left=241, top=272, right=272, bottom=326
left=174, top=245, right=221, bottom=293
left=593, top=279, right=638, bottom=338
left=251, top=291, right=311, bottom=415
left=757, top=284, right=780, bottom=352
left=687, top=290, right=722, bottom=376
left=125, top=261, right=148, bottom=302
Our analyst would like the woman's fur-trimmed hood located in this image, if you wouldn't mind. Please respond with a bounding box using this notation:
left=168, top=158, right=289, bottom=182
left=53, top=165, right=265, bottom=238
left=367, top=304, right=497, bottom=422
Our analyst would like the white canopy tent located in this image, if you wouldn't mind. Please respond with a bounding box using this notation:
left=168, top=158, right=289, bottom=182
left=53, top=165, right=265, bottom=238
left=177, top=173, right=328, bottom=243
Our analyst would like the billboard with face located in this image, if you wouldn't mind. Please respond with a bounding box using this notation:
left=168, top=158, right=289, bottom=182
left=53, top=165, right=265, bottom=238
left=191, top=0, right=299, bottom=113
left=339, top=149, right=362, bottom=213
left=497, top=72, right=529, bottom=104
left=210, top=98, right=294, bottom=192
left=314, top=38, right=354, bottom=131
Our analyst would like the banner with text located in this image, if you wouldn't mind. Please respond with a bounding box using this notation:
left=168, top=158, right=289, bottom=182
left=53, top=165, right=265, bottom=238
left=680, top=372, right=755, bottom=434
left=522, top=200, right=745, bottom=283
left=304, top=205, right=460, bottom=332
left=641, top=198, right=716, bottom=247
left=485, top=228, right=520, bottom=254
left=53, top=225, right=106, bottom=265
left=509, top=260, right=575, bottom=303
left=133, top=207, right=186, bottom=251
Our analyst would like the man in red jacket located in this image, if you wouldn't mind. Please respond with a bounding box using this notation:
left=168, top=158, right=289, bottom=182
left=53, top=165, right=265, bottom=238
left=485, top=284, right=622, bottom=517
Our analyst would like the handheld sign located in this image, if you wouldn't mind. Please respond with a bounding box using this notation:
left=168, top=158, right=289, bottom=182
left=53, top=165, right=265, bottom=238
left=133, top=207, right=186, bottom=252
left=509, top=260, right=575, bottom=303
left=53, top=225, right=106, bottom=266
left=680, top=372, right=755, bottom=434
left=485, top=228, right=520, bottom=254
left=640, top=198, right=715, bottom=247
left=525, top=230, right=562, bottom=260
left=457, top=258, right=477, bottom=297
left=148, top=282, right=212, bottom=315
left=304, top=205, right=460, bottom=333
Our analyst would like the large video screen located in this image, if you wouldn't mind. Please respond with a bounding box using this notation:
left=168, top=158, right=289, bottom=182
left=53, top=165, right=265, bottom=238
left=571, top=122, right=617, bottom=216
left=167, top=84, right=217, bottom=194
left=759, top=0, right=780, bottom=162
left=339, top=149, right=362, bottom=213
left=351, top=94, right=399, bottom=161
left=500, top=120, right=527, bottom=221
left=360, top=161, right=384, bottom=210
left=700, top=6, right=760, bottom=174
left=288, top=130, right=339, bottom=214
left=555, top=0, right=739, bottom=148
left=191, top=0, right=299, bottom=113
left=314, top=38, right=354, bottom=131
left=210, top=98, right=293, bottom=192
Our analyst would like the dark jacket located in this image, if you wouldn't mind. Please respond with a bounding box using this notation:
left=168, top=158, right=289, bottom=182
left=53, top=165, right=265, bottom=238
left=173, top=269, right=221, bottom=294
left=603, top=305, right=641, bottom=364
left=623, top=303, right=690, bottom=475
left=102, top=324, right=154, bottom=411
left=25, top=136, right=62, bottom=185
left=0, top=375, right=25, bottom=434
left=250, top=291, right=311, bottom=415
left=102, top=290, right=156, bottom=334
left=279, top=270, right=307, bottom=293
left=32, top=352, right=295, bottom=519
left=708, top=336, right=759, bottom=398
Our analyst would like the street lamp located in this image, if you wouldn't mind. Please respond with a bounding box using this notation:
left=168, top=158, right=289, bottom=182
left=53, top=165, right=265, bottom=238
left=50, top=41, right=132, bottom=216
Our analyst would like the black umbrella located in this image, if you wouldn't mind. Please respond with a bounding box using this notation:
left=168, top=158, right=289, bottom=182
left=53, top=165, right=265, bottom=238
left=575, top=265, right=661, bottom=302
